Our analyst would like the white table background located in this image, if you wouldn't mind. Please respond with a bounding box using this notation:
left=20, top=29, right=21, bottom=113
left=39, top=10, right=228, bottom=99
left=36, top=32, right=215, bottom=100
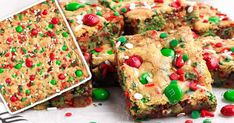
left=0, top=0, right=234, bottom=123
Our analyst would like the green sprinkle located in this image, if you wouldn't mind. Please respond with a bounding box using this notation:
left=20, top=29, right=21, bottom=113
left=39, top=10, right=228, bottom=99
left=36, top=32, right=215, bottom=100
left=192, top=62, right=198, bottom=67
left=191, top=110, right=200, bottom=119
left=15, top=63, right=23, bottom=69
left=75, top=70, right=83, bottom=77
left=12, top=74, right=17, bottom=78
left=16, top=25, right=23, bottom=33
left=203, top=119, right=212, bottom=123
left=160, top=32, right=167, bottom=38
left=62, top=32, right=69, bottom=37
left=96, top=11, right=102, bottom=16
left=170, top=39, right=179, bottom=48
left=208, top=16, right=220, bottom=24
left=50, top=79, right=57, bottom=85
left=114, top=11, right=120, bottom=16
left=69, top=19, right=74, bottom=23
left=22, top=48, right=27, bottom=53
left=182, top=54, right=189, bottom=61
left=11, top=47, right=16, bottom=52
left=37, top=62, right=42, bottom=67
left=56, top=60, right=61, bottom=65
left=21, top=98, right=26, bottom=102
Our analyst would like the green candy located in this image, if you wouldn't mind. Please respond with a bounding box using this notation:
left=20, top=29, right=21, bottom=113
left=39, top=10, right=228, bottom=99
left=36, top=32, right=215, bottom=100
left=92, top=88, right=110, bottom=101
left=208, top=16, right=220, bottom=24
left=161, top=48, right=175, bottom=57
left=224, top=89, right=234, bottom=102
left=15, top=63, right=23, bottom=69
left=56, top=60, right=61, bottom=65
left=25, top=90, right=30, bottom=95
left=16, top=26, right=23, bottom=33
left=170, top=39, right=179, bottom=48
left=50, top=79, right=57, bottom=85
left=182, top=54, right=189, bottom=61
left=121, top=7, right=127, bottom=13
left=160, top=32, right=167, bottom=38
left=75, top=70, right=83, bottom=77
left=65, top=2, right=85, bottom=11
left=191, top=110, right=200, bottom=119
left=164, top=80, right=182, bottom=104
left=139, top=72, right=152, bottom=85
left=230, top=47, right=234, bottom=52
left=62, top=32, right=69, bottom=37
left=62, top=45, right=68, bottom=51
left=118, top=36, right=127, bottom=44
left=203, top=119, right=212, bottom=123
left=48, top=24, right=54, bottom=29
left=0, top=68, right=4, bottom=73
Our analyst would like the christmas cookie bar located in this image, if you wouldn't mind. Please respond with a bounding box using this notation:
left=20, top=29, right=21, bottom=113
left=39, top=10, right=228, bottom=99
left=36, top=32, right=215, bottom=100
left=91, top=44, right=118, bottom=87
left=185, top=2, right=234, bottom=39
left=33, top=81, right=92, bottom=110
left=199, top=36, right=234, bottom=87
left=116, top=27, right=217, bottom=119
left=100, top=0, right=187, bottom=35
left=0, top=0, right=90, bottom=113
left=60, top=0, right=124, bottom=53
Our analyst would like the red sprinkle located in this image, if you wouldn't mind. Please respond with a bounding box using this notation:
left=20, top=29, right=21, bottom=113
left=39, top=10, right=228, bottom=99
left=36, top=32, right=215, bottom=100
left=145, top=83, right=155, bottom=87
left=170, top=0, right=181, bottom=9
left=31, top=29, right=39, bottom=36
left=221, top=105, right=234, bottom=116
left=189, top=82, right=198, bottom=91
left=174, top=55, right=185, bottom=68
left=65, top=112, right=72, bottom=117
left=94, top=47, right=103, bottom=52
left=215, top=42, right=223, bottom=47
left=29, top=75, right=35, bottom=81
left=42, top=10, right=48, bottom=15
left=50, top=53, right=55, bottom=61
left=154, top=0, right=164, bottom=3
left=201, top=109, right=214, bottom=117
left=185, top=120, right=193, bottom=123
left=204, top=56, right=219, bottom=70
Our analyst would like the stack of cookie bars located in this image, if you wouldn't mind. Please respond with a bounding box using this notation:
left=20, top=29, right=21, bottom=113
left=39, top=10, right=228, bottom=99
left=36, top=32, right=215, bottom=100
left=1, top=0, right=232, bottom=120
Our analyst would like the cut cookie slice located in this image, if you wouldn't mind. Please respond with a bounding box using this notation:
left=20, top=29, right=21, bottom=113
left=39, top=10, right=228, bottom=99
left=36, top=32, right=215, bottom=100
left=33, top=81, right=92, bottom=110
left=100, top=0, right=187, bottom=35
left=0, top=0, right=91, bottom=114
left=91, top=44, right=118, bottom=87
left=185, top=2, right=234, bottom=39
left=198, top=36, right=234, bottom=87
left=116, top=27, right=217, bottom=120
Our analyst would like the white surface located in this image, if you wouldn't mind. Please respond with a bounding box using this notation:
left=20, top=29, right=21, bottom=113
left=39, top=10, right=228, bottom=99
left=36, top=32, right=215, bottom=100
left=0, top=0, right=234, bottom=123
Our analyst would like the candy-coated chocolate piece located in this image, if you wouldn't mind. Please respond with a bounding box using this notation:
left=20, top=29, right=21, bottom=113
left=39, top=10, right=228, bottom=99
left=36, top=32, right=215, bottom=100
left=191, top=110, right=200, bottom=119
left=161, top=48, right=175, bottom=57
left=83, top=14, right=100, bottom=26
left=92, top=88, right=110, bottom=101
left=221, top=105, right=234, bottom=116
left=224, top=90, right=234, bottom=102
left=164, top=80, right=182, bottom=104
left=125, top=55, right=143, bottom=68
left=65, top=2, right=84, bottom=11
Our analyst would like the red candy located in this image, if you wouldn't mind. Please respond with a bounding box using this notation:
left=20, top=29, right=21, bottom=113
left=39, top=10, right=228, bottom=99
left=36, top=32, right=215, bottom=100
left=51, top=17, right=59, bottom=24
left=83, top=14, right=100, bottom=26
left=201, top=109, right=214, bottom=117
left=215, top=42, right=222, bottom=47
left=170, top=0, right=181, bottom=9
left=174, top=55, right=184, bottom=68
left=25, top=58, right=33, bottom=68
left=31, top=29, right=38, bottom=36
left=154, top=0, right=164, bottom=3
left=58, top=73, right=66, bottom=80
left=10, top=96, right=17, bottom=102
left=125, top=55, right=143, bottom=68
left=5, top=78, right=11, bottom=84
left=42, top=10, right=48, bottom=15
left=185, top=120, right=193, bottom=123
left=204, top=56, right=219, bottom=70
left=221, top=105, right=234, bottom=116
left=29, top=75, right=35, bottom=81
left=84, top=52, right=91, bottom=62
left=65, top=112, right=72, bottom=117
left=170, top=73, right=179, bottom=80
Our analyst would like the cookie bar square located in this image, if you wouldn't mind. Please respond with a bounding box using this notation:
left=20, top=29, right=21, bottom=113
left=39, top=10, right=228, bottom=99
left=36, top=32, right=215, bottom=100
left=199, top=36, right=234, bottom=87
left=60, top=0, right=124, bottom=53
left=0, top=0, right=91, bottom=113
left=185, top=2, right=234, bottom=39
left=116, top=27, right=217, bottom=119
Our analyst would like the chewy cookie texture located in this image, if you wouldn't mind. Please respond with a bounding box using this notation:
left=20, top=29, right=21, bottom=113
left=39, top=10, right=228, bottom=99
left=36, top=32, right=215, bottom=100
left=198, top=36, right=234, bottom=88
left=0, top=0, right=90, bottom=112
left=60, top=0, right=124, bottom=86
left=116, top=27, right=217, bottom=119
